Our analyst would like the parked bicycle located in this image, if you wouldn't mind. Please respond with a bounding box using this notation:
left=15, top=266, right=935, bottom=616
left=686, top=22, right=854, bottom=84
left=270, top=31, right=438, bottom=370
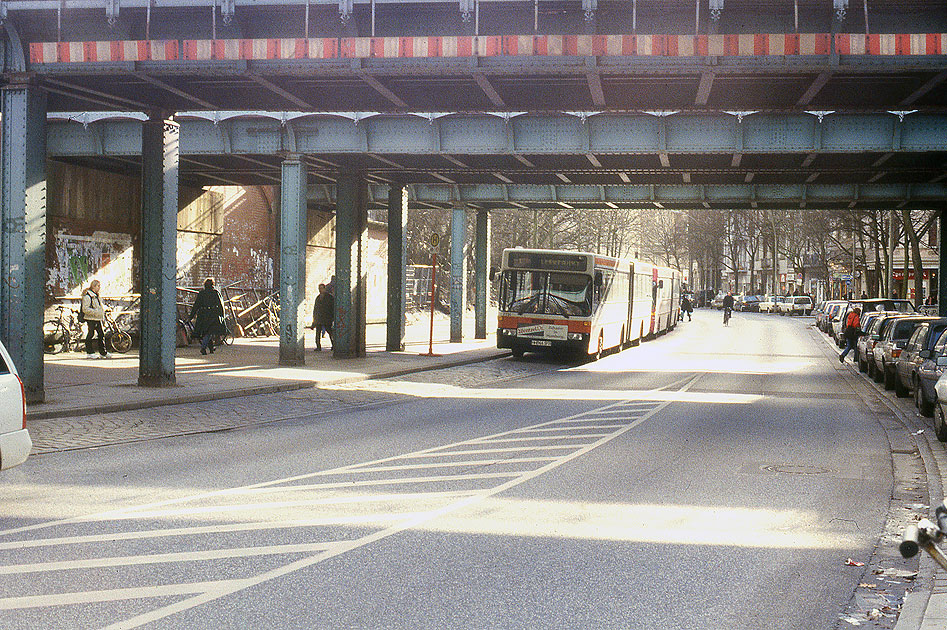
left=901, top=502, right=947, bottom=570
left=43, top=305, right=82, bottom=354
left=102, top=308, right=133, bottom=353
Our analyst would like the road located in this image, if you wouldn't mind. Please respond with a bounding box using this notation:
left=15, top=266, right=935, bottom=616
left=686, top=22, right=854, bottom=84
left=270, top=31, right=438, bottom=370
left=0, top=309, right=921, bottom=629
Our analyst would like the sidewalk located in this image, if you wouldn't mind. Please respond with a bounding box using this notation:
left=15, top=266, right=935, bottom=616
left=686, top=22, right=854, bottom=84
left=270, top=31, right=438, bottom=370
left=29, top=312, right=506, bottom=421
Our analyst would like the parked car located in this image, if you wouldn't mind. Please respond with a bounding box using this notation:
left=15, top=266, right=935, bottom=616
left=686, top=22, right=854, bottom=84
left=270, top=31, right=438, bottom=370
left=736, top=295, right=762, bottom=312
left=758, top=295, right=778, bottom=313
left=0, top=340, right=31, bottom=470
left=871, top=316, right=934, bottom=390
left=711, top=292, right=727, bottom=310
left=857, top=312, right=896, bottom=373
left=904, top=323, right=947, bottom=419
left=777, top=295, right=813, bottom=316
left=931, top=369, right=947, bottom=441
left=817, top=301, right=846, bottom=333
left=894, top=318, right=947, bottom=400
left=835, top=299, right=917, bottom=348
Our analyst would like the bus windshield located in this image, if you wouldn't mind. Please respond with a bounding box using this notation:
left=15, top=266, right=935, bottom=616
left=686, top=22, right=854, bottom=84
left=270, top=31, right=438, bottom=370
left=500, top=270, right=592, bottom=317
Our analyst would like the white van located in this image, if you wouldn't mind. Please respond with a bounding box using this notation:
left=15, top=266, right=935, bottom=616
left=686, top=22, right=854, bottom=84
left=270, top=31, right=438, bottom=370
left=0, top=341, right=31, bottom=469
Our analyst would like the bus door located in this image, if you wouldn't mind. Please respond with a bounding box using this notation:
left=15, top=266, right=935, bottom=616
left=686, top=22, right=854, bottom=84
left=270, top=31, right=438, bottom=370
left=650, top=268, right=659, bottom=335
left=627, top=262, right=635, bottom=340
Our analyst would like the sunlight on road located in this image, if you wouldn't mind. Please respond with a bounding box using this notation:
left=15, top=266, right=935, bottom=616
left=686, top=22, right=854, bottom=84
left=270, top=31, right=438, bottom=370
left=325, top=381, right=763, bottom=404
left=419, top=496, right=856, bottom=549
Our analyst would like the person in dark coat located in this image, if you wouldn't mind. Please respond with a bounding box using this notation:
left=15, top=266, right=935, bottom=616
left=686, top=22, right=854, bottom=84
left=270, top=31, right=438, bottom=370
left=681, top=295, right=693, bottom=321
left=188, top=278, right=228, bottom=355
left=309, top=283, right=334, bottom=350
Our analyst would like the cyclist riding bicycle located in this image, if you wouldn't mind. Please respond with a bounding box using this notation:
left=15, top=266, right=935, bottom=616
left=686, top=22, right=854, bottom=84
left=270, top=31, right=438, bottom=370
left=722, top=291, right=734, bottom=326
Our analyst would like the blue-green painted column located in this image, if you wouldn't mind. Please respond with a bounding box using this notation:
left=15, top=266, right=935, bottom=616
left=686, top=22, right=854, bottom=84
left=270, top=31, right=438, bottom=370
left=279, top=157, right=307, bottom=365
left=940, top=208, right=947, bottom=316
left=386, top=184, right=407, bottom=352
left=450, top=204, right=467, bottom=343
left=0, top=78, right=47, bottom=403
left=138, top=117, right=179, bottom=387
left=335, top=174, right=368, bottom=358
left=474, top=209, right=491, bottom=339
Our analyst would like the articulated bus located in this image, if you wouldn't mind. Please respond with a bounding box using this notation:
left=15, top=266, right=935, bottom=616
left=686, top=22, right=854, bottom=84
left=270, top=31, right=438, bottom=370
left=496, top=248, right=681, bottom=360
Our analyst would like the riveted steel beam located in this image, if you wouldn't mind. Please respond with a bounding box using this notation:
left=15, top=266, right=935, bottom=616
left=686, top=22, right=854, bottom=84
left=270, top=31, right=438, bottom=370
left=46, top=112, right=947, bottom=158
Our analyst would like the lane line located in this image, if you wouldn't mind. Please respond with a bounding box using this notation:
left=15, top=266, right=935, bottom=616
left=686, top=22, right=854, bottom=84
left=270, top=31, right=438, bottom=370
left=0, top=541, right=337, bottom=576
left=0, top=579, right=248, bottom=610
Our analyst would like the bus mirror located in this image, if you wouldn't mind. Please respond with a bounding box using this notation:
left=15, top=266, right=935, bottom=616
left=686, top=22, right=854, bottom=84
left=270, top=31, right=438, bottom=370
left=594, top=271, right=603, bottom=287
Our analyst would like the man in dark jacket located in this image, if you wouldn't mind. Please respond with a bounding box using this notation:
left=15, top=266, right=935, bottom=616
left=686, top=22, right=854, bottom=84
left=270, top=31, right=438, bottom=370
left=310, top=283, right=334, bottom=350
left=188, top=278, right=227, bottom=355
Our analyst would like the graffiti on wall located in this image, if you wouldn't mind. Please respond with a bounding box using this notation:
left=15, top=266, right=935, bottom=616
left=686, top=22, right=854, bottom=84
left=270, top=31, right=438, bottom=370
left=48, top=231, right=134, bottom=297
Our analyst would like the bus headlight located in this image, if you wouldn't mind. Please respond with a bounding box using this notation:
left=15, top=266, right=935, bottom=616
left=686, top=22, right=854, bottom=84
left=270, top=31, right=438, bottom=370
left=568, top=332, right=584, bottom=340
left=501, top=328, right=517, bottom=336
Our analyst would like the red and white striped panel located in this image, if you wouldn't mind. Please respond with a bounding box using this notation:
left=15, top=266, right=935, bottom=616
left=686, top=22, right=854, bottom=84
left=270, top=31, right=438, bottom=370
left=29, top=33, right=947, bottom=63
left=30, top=40, right=176, bottom=63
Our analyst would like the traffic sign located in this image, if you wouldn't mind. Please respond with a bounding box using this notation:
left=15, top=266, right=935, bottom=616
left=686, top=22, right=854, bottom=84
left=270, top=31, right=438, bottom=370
left=430, top=233, right=440, bottom=248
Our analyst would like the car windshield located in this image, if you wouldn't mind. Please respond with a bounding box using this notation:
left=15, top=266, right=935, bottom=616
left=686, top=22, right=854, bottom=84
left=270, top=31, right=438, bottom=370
left=500, top=270, right=592, bottom=317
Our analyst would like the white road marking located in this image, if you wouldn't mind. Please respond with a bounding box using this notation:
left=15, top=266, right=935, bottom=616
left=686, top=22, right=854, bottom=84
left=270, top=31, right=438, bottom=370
left=0, top=579, right=248, bottom=610
left=0, top=541, right=337, bottom=575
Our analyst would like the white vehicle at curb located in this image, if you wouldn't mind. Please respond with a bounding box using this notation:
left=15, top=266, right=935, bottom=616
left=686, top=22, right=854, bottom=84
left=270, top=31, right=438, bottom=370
left=777, top=296, right=814, bottom=316
left=0, top=340, right=31, bottom=470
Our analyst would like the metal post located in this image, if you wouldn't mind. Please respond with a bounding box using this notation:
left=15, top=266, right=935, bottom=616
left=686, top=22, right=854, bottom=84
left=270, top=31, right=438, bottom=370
left=474, top=209, right=490, bottom=339
left=279, top=157, right=307, bottom=366
left=335, top=174, right=367, bottom=358
left=0, top=79, right=46, bottom=403
left=450, top=204, right=467, bottom=343
left=939, top=208, right=947, bottom=315
left=386, top=184, right=407, bottom=351
left=138, top=116, right=178, bottom=387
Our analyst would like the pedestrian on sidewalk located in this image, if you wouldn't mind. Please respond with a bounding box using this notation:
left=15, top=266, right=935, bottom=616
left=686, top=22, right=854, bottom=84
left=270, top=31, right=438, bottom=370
left=81, top=279, right=110, bottom=359
left=839, top=306, right=864, bottom=363
left=681, top=295, right=693, bottom=321
left=309, top=283, right=334, bottom=350
left=188, top=278, right=227, bottom=355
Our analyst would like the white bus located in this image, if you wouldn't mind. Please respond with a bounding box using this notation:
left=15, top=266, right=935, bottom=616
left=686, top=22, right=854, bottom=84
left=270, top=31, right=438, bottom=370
left=497, top=248, right=681, bottom=360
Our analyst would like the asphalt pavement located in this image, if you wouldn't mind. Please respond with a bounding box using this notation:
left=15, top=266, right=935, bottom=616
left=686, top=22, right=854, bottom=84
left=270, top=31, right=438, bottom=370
left=18, top=307, right=947, bottom=629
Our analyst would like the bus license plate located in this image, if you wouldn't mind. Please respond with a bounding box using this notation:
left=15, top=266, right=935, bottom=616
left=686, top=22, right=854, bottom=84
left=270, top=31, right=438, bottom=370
left=532, top=340, right=552, bottom=347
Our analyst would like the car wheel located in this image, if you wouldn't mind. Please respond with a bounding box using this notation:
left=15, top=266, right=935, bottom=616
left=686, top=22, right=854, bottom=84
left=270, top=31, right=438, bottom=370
left=867, top=360, right=875, bottom=379
left=874, top=362, right=885, bottom=383
left=858, top=356, right=867, bottom=373
left=883, top=365, right=896, bottom=390
left=894, top=374, right=909, bottom=398
left=935, top=404, right=947, bottom=442
left=917, top=381, right=935, bottom=417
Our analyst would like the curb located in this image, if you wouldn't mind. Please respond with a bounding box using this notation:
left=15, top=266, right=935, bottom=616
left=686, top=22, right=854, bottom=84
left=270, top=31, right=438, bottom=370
left=27, top=349, right=511, bottom=421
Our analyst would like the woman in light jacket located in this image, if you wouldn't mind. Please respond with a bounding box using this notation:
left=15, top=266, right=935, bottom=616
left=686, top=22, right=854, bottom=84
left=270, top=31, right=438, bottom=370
left=81, top=279, right=109, bottom=358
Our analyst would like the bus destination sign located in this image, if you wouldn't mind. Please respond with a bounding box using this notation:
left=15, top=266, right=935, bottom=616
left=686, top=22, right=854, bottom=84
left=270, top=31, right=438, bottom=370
left=507, top=252, right=588, bottom=272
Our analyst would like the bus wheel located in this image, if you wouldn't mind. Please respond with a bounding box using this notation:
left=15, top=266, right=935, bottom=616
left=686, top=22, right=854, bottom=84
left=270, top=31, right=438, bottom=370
left=592, top=334, right=604, bottom=361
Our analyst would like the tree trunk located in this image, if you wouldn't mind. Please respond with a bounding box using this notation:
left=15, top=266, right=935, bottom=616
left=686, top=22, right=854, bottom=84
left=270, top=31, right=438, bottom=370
left=902, top=208, right=926, bottom=307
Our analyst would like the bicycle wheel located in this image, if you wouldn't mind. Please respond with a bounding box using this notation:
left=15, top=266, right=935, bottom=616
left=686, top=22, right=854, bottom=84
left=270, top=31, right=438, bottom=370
left=220, top=329, right=235, bottom=346
left=43, top=320, right=68, bottom=354
left=108, top=330, right=133, bottom=353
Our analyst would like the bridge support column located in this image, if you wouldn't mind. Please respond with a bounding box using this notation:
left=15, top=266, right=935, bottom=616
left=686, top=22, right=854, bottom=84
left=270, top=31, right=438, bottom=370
left=450, top=205, right=467, bottom=343
left=940, top=209, right=947, bottom=316
left=0, top=79, right=46, bottom=403
left=138, top=117, right=178, bottom=387
left=386, top=184, right=407, bottom=352
left=474, top=209, right=491, bottom=340
left=335, top=174, right=368, bottom=358
left=279, top=157, right=307, bottom=366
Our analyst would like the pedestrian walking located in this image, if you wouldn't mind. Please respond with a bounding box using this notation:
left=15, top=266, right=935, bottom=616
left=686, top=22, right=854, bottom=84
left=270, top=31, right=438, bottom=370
left=309, top=283, right=334, bottom=350
left=81, top=279, right=110, bottom=358
left=839, top=306, right=864, bottom=363
left=681, top=295, right=693, bottom=321
left=188, top=278, right=228, bottom=355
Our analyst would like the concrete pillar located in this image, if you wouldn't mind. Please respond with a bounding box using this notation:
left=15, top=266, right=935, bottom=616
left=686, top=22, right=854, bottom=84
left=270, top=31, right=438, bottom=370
left=386, top=184, right=407, bottom=351
left=334, top=174, right=368, bottom=358
left=0, top=78, right=46, bottom=403
left=940, top=209, right=947, bottom=316
left=138, top=117, right=178, bottom=387
left=450, top=204, right=467, bottom=343
left=279, top=157, right=307, bottom=366
left=474, top=209, right=491, bottom=339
